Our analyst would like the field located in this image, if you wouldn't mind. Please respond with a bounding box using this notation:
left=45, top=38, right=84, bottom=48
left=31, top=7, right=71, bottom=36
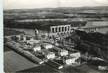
left=4, top=51, right=38, bottom=72
left=4, top=6, right=108, bottom=29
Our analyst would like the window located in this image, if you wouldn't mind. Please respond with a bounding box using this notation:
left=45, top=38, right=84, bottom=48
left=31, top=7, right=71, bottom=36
left=68, top=26, right=70, bottom=31
left=62, top=27, right=64, bottom=32
left=55, top=27, right=57, bottom=32
left=52, top=28, right=54, bottom=33
left=59, top=27, right=61, bottom=32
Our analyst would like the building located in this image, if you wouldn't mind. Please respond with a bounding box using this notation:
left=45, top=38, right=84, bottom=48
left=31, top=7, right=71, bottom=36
left=64, top=53, right=80, bottom=65
left=59, top=50, right=68, bottom=56
left=62, top=56, right=76, bottom=65
left=29, top=21, right=87, bottom=40
left=33, top=44, right=41, bottom=52
left=43, top=43, right=54, bottom=49
left=42, top=49, right=55, bottom=59
left=15, top=34, right=33, bottom=42
left=26, top=39, right=40, bottom=45
left=60, top=51, right=81, bottom=65
left=70, top=52, right=81, bottom=59
left=50, top=47, right=69, bottom=56
left=65, top=58, right=76, bottom=65
left=15, top=34, right=41, bottom=44
left=33, top=23, right=74, bottom=40
left=80, top=21, right=108, bottom=33
left=50, top=24, right=71, bottom=37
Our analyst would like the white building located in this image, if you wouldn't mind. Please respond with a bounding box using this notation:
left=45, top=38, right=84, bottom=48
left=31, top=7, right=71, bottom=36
left=63, top=51, right=81, bottom=65
left=43, top=43, right=54, bottom=49
left=26, top=39, right=40, bottom=45
left=60, top=50, right=68, bottom=56
left=70, top=52, right=81, bottom=59
left=80, top=21, right=108, bottom=33
left=33, top=45, right=41, bottom=52
left=42, top=49, right=55, bottom=59
left=65, top=58, right=76, bottom=65
left=53, top=47, right=69, bottom=56
left=46, top=52, right=55, bottom=59
left=50, top=25, right=71, bottom=37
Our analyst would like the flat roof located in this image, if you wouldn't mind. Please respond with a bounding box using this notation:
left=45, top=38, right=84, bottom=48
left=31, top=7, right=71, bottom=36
left=81, top=21, right=108, bottom=28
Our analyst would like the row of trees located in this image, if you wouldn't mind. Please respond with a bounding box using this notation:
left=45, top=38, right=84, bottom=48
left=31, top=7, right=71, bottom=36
left=4, top=19, right=86, bottom=30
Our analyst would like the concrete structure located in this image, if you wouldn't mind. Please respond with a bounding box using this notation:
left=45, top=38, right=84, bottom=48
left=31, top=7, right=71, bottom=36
left=80, top=21, right=108, bottom=33
left=33, top=24, right=72, bottom=41
left=50, top=25, right=71, bottom=37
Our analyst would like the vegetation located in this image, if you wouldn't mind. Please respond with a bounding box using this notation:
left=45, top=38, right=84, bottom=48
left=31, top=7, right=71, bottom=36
left=4, top=28, right=24, bottom=36
left=4, top=19, right=86, bottom=30
left=66, top=30, right=108, bottom=61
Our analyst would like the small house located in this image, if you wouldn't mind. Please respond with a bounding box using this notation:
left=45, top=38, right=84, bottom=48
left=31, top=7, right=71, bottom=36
left=43, top=43, right=54, bottom=49
left=33, top=45, right=41, bottom=52
left=60, top=50, right=68, bottom=56
left=42, top=49, right=55, bottom=59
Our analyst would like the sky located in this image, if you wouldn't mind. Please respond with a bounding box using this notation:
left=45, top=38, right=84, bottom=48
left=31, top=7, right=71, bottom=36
left=4, top=0, right=108, bottom=9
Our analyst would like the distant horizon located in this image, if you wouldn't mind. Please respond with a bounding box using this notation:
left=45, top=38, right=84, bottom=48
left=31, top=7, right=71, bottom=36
left=4, top=5, right=108, bottom=10
left=4, top=0, right=108, bottom=10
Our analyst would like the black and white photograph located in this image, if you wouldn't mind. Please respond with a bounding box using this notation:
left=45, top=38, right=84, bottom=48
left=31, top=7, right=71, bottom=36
left=4, top=0, right=108, bottom=73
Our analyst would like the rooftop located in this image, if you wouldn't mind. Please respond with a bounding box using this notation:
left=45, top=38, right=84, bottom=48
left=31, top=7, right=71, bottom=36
left=82, top=21, right=108, bottom=28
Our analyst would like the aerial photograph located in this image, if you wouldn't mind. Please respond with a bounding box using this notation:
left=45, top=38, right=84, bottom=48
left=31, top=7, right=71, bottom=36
left=4, top=0, right=108, bottom=73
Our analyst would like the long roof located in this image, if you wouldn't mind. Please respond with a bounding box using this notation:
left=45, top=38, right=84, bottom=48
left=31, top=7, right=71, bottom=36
left=81, top=21, right=108, bottom=28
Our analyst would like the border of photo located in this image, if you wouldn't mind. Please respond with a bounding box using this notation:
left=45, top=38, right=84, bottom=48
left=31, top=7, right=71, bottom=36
left=0, top=0, right=3, bottom=73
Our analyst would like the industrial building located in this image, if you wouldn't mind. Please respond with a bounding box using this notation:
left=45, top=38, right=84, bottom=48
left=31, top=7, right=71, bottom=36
left=63, top=56, right=79, bottom=65
left=6, top=21, right=91, bottom=70
left=33, top=23, right=75, bottom=40
left=49, top=47, right=69, bottom=57
left=11, top=34, right=41, bottom=45
left=42, top=49, right=55, bottom=59
left=50, top=24, right=71, bottom=37
left=80, top=21, right=108, bottom=33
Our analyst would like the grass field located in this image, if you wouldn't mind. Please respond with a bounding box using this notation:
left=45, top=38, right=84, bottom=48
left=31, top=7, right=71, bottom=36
left=4, top=51, right=38, bottom=72
left=4, top=46, right=12, bottom=52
